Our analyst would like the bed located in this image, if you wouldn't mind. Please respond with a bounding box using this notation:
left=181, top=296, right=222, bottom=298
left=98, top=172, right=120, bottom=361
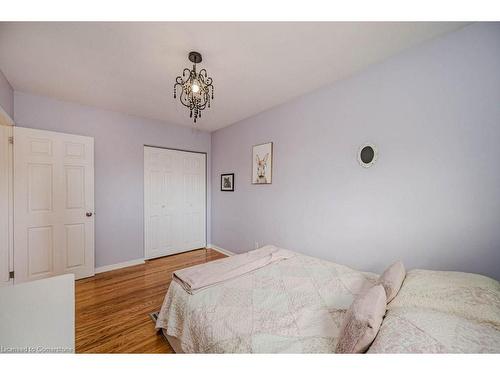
left=155, top=247, right=500, bottom=353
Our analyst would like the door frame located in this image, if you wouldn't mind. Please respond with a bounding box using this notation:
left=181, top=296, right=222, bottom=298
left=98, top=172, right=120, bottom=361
left=0, top=125, right=13, bottom=286
left=1, top=106, right=16, bottom=285
left=143, top=145, right=208, bottom=259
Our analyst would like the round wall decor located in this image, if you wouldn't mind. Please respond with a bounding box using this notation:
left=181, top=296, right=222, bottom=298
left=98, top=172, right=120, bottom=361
left=358, top=143, right=378, bottom=168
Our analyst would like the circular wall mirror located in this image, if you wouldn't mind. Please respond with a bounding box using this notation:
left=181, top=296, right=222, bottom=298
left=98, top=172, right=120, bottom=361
left=358, top=143, right=378, bottom=168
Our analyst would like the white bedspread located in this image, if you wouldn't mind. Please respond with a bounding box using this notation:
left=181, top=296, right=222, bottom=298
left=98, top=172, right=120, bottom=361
left=156, top=252, right=378, bottom=353
left=368, top=269, right=500, bottom=353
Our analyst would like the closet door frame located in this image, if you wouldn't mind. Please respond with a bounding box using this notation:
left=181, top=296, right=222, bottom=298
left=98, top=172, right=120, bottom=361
left=143, top=145, right=207, bottom=260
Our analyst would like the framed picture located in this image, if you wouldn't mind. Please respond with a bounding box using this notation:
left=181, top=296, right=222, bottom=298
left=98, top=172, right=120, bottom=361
left=252, top=142, right=273, bottom=184
left=220, top=173, right=234, bottom=191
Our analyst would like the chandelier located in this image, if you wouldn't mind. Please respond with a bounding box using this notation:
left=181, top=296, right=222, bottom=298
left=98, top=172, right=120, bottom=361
left=173, top=51, right=214, bottom=123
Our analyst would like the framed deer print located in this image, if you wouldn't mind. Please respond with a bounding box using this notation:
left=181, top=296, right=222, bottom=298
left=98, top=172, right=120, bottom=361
left=221, top=173, right=234, bottom=191
left=252, top=142, right=273, bottom=184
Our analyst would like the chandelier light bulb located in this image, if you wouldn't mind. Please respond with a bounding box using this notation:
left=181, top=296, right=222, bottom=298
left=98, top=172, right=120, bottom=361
left=191, top=82, right=200, bottom=93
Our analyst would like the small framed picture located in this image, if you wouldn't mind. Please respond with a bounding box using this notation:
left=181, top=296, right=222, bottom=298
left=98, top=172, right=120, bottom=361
left=221, top=173, right=234, bottom=191
left=252, top=142, right=273, bottom=184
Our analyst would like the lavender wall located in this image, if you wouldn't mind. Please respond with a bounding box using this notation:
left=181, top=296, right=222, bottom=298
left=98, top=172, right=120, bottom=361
left=0, top=68, right=13, bottom=120
left=211, top=23, right=500, bottom=280
left=14, top=92, right=212, bottom=268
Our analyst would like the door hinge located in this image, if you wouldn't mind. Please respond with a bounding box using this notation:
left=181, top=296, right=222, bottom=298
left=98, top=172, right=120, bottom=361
left=8, top=136, right=13, bottom=144
left=9, top=271, right=14, bottom=279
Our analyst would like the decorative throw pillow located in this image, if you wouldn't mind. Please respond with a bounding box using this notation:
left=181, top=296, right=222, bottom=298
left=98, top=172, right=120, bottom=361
left=378, top=261, right=406, bottom=303
left=335, top=285, right=387, bottom=353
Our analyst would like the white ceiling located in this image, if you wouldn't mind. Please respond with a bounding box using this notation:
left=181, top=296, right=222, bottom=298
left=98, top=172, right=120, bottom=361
left=0, top=22, right=468, bottom=131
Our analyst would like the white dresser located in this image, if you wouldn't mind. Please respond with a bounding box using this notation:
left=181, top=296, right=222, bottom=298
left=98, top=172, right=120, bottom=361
left=0, top=274, right=75, bottom=353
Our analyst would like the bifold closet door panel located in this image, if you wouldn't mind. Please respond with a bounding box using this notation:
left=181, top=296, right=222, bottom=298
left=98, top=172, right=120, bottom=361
left=13, top=127, right=95, bottom=283
left=178, top=150, right=206, bottom=251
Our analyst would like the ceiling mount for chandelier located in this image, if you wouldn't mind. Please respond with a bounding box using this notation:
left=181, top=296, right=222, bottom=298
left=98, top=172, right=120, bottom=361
left=173, top=51, right=214, bottom=124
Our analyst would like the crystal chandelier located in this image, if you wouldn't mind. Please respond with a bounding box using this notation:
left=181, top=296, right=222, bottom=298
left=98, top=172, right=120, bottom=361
left=173, top=51, right=214, bottom=123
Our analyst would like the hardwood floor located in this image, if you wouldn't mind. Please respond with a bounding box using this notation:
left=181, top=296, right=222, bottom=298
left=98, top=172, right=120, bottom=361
left=75, top=248, right=226, bottom=353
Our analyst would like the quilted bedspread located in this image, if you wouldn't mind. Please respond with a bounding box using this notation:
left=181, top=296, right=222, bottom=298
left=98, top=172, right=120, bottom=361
left=368, top=269, right=500, bottom=353
left=155, top=252, right=378, bottom=353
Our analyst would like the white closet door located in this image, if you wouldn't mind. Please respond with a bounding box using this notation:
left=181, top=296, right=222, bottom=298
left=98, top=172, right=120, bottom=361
left=144, top=147, right=206, bottom=259
left=180, top=151, right=207, bottom=251
left=14, top=127, right=94, bottom=283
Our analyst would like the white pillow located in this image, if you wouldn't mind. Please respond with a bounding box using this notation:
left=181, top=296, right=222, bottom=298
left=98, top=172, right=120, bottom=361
left=336, top=285, right=387, bottom=353
left=378, top=261, right=406, bottom=302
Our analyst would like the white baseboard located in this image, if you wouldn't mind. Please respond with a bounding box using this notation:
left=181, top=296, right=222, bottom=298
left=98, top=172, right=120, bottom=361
left=208, top=244, right=235, bottom=256
left=95, top=258, right=145, bottom=274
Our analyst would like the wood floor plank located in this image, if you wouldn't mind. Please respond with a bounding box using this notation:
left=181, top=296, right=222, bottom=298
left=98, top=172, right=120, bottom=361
left=75, top=248, right=225, bottom=353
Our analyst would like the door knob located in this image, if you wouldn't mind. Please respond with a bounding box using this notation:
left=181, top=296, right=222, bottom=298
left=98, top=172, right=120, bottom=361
left=86, top=212, right=93, bottom=217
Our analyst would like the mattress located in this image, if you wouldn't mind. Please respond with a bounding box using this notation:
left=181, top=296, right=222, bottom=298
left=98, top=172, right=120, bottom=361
left=155, top=252, right=378, bottom=353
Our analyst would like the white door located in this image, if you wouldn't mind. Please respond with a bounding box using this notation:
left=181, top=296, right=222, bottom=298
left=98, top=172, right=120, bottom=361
left=144, top=147, right=206, bottom=259
left=14, top=127, right=94, bottom=283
